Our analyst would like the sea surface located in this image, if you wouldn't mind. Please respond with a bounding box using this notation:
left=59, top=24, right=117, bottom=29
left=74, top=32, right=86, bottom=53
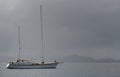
left=1, top=63, right=120, bottom=77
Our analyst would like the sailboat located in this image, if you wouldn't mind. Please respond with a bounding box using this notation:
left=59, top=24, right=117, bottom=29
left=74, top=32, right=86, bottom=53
left=6, top=5, right=62, bottom=69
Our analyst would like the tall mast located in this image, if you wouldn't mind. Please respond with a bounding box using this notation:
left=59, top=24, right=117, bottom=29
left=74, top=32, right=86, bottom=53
left=40, top=5, right=44, bottom=62
left=18, top=25, right=21, bottom=60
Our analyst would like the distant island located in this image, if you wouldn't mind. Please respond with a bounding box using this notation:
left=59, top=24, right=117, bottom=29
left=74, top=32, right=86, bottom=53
left=58, top=55, right=120, bottom=63
left=1, top=54, right=120, bottom=63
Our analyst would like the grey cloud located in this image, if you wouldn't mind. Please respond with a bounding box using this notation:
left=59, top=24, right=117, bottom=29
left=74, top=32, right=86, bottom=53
left=1, top=0, right=120, bottom=59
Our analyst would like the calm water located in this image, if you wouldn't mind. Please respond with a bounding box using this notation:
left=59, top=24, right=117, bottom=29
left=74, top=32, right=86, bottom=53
left=1, top=63, right=120, bottom=77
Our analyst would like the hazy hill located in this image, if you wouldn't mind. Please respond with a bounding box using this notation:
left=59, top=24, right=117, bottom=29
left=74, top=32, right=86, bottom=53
left=1, top=54, right=120, bottom=63
left=58, top=54, right=120, bottom=63
left=61, top=55, right=96, bottom=63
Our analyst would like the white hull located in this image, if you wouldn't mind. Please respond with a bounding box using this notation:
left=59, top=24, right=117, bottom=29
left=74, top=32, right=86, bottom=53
left=6, top=63, right=59, bottom=69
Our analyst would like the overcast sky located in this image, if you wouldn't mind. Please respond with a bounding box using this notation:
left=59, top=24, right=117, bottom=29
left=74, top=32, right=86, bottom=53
left=0, top=0, right=120, bottom=60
